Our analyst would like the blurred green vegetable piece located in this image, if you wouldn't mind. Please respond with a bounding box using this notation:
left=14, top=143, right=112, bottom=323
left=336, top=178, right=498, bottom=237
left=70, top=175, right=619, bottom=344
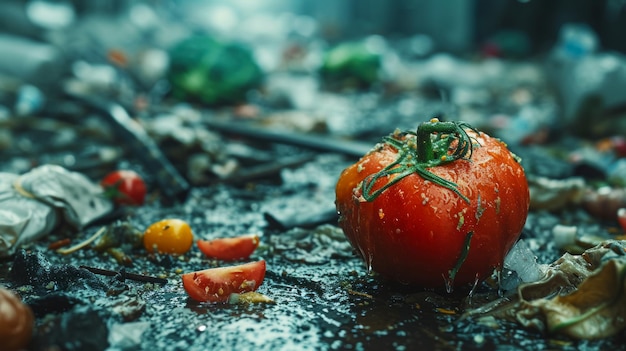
left=320, top=41, right=381, bottom=89
left=167, top=35, right=263, bottom=105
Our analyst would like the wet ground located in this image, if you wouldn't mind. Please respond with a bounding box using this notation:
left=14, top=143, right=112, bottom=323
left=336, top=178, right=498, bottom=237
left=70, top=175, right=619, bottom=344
left=1, top=37, right=626, bottom=349
left=1, top=112, right=625, bottom=351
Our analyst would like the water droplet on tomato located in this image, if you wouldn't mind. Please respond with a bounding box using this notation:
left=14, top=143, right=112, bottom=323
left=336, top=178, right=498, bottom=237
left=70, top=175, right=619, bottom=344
left=467, top=273, right=481, bottom=304
left=494, top=268, right=504, bottom=297
left=441, top=192, right=450, bottom=205
left=443, top=275, right=454, bottom=293
left=364, top=250, right=374, bottom=273
left=354, top=236, right=374, bottom=273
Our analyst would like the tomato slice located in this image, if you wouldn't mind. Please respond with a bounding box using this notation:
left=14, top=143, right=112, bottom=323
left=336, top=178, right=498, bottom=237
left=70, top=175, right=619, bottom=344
left=182, top=260, right=266, bottom=303
left=197, top=235, right=260, bottom=261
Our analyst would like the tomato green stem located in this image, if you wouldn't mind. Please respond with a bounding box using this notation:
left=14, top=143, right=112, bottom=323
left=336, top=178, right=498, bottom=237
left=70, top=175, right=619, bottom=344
left=447, top=231, right=474, bottom=290
left=416, top=119, right=473, bottom=164
left=361, top=118, right=479, bottom=203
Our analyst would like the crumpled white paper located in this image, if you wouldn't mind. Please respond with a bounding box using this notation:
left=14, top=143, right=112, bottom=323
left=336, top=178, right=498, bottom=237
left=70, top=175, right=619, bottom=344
left=0, top=164, right=112, bottom=257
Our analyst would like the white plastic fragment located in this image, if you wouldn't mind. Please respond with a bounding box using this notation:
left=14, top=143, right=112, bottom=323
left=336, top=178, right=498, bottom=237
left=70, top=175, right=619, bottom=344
left=107, top=321, right=151, bottom=350
left=528, top=176, right=586, bottom=211
left=503, top=239, right=544, bottom=284
left=552, top=224, right=578, bottom=248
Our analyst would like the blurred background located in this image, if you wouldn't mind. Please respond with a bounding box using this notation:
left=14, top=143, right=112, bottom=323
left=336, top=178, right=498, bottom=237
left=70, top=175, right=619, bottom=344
left=2, top=4, right=626, bottom=349
left=1, top=0, right=625, bottom=55
left=2, top=0, right=626, bottom=182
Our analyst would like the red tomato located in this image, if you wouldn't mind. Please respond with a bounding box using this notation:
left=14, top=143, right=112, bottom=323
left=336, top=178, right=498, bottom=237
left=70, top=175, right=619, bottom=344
left=197, top=235, right=260, bottom=261
left=618, top=208, right=626, bottom=232
left=101, top=170, right=147, bottom=206
left=614, top=137, right=626, bottom=158
left=182, top=260, right=266, bottom=303
left=0, top=287, right=34, bottom=351
left=335, top=119, right=530, bottom=289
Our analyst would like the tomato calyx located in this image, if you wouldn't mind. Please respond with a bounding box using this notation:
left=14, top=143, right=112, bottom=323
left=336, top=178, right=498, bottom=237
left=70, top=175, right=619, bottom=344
left=101, top=170, right=146, bottom=206
left=102, top=179, right=130, bottom=202
left=362, top=118, right=479, bottom=203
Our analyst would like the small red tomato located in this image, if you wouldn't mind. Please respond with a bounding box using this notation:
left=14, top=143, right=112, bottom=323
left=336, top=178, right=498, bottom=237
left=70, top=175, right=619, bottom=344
left=143, top=219, right=194, bottom=255
left=182, top=260, right=266, bottom=303
left=609, top=136, right=626, bottom=158
left=0, top=286, right=35, bottom=351
left=197, top=235, right=260, bottom=261
left=101, top=170, right=147, bottom=206
left=0, top=288, right=34, bottom=351
left=618, top=208, right=626, bottom=232
left=335, top=119, right=530, bottom=289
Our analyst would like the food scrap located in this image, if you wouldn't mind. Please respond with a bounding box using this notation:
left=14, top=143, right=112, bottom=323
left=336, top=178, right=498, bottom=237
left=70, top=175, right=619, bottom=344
left=143, top=219, right=194, bottom=255
left=335, top=119, right=530, bottom=289
left=100, top=170, right=147, bottom=206
left=182, top=260, right=267, bottom=303
left=197, top=234, right=260, bottom=261
left=0, top=287, right=34, bottom=351
left=464, top=240, right=626, bottom=340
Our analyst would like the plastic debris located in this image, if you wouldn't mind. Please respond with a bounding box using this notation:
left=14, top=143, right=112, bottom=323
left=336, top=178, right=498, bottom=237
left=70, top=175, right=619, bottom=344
left=0, top=165, right=113, bottom=257
left=553, top=23, right=598, bottom=60
left=493, top=104, right=555, bottom=146
left=582, top=186, right=626, bottom=221
left=528, top=176, right=586, bottom=211
left=552, top=224, right=578, bottom=249
left=0, top=34, right=65, bottom=89
left=548, top=24, right=626, bottom=136
left=608, top=158, right=626, bottom=187
left=14, top=84, right=45, bottom=116
left=503, top=239, right=545, bottom=285
left=26, top=0, right=75, bottom=30
left=465, top=240, right=626, bottom=340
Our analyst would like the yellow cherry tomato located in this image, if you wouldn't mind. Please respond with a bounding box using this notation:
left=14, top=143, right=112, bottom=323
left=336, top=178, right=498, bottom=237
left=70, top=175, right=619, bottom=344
left=143, top=219, right=193, bottom=255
